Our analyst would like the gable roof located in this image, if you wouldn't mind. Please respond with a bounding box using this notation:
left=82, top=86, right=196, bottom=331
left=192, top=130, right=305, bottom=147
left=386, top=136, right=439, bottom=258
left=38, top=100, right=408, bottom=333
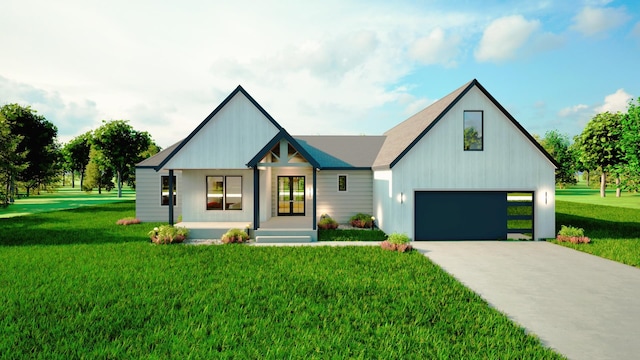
left=136, top=139, right=184, bottom=169
left=246, top=129, right=321, bottom=169
left=295, top=135, right=386, bottom=169
left=152, top=85, right=283, bottom=171
left=372, top=79, right=559, bottom=170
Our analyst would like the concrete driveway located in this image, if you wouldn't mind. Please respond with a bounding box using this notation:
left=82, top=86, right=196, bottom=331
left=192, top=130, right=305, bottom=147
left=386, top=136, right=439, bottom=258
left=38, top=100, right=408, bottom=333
left=412, top=241, right=640, bottom=360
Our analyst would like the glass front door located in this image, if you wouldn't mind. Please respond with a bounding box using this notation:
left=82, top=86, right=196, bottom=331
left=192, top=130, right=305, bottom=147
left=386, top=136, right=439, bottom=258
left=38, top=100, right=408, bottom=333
left=277, top=176, right=305, bottom=216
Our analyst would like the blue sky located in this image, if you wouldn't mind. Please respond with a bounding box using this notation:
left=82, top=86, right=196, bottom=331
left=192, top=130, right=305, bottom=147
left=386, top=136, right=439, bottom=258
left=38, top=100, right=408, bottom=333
left=1, top=0, right=638, bottom=148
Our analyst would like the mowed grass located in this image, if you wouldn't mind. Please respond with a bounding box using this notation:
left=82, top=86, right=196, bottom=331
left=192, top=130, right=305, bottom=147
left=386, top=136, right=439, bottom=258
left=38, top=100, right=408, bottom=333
left=555, top=200, right=640, bottom=267
left=0, top=186, right=135, bottom=219
left=556, top=182, right=640, bottom=209
left=0, top=202, right=563, bottom=359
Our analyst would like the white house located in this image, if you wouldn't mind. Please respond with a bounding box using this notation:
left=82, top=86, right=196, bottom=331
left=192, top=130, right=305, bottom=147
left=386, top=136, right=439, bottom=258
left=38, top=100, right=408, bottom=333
left=136, top=79, right=557, bottom=241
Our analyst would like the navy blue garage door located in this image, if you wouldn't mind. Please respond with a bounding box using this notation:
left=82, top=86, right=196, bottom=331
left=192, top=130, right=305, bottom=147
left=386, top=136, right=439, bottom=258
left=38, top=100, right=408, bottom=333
left=414, top=191, right=507, bottom=240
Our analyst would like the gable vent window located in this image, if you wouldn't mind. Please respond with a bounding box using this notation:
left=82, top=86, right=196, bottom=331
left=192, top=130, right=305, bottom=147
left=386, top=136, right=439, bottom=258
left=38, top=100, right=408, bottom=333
left=464, top=110, right=483, bottom=151
left=338, top=174, right=348, bottom=192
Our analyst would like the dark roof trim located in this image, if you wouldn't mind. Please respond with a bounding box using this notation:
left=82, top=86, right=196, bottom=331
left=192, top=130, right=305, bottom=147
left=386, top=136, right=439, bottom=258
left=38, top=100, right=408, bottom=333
left=386, top=79, right=558, bottom=169
left=154, top=85, right=283, bottom=171
left=387, top=80, right=476, bottom=169
left=320, top=167, right=371, bottom=170
left=246, top=129, right=321, bottom=169
left=473, top=80, right=560, bottom=168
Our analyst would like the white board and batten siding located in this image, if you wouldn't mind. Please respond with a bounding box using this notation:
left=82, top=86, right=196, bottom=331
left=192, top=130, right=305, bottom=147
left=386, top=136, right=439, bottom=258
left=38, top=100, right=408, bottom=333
left=180, top=169, right=254, bottom=223
left=375, top=86, right=556, bottom=239
left=161, top=92, right=280, bottom=170
left=316, top=170, right=373, bottom=224
left=135, top=168, right=182, bottom=222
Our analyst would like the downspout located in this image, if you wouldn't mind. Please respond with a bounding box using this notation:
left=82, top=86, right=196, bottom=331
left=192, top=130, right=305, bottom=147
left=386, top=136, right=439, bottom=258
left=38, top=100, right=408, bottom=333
left=253, top=167, right=260, bottom=230
left=168, top=169, right=174, bottom=226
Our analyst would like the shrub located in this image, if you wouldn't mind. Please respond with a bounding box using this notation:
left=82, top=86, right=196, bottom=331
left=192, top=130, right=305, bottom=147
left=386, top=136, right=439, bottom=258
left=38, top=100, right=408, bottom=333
left=381, top=232, right=413, bottom=253
left=116, top=217, right=141, bottom=225
left=318, top=214, right=339, bottom=230
left=222, top=228, right=250, bottom=244
left=556, top=225, right=590, bottom=244
left=349, top=213, right=373, bottom=228
left=148, top=225, right=189, bottom=244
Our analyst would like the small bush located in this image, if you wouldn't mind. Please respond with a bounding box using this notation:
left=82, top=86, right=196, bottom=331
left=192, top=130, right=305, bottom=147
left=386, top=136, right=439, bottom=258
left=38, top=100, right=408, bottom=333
left=381, top=232, right=413, bottom=253
left=222, top=228, right=249, bottom=244
left=558, top=225, right=584, bottom=237
left=349, top=213, right=373, bottom=228
left=148, top=225, right=189, bottom=244
left=556, top=225, right=590, bottom=244
left=318, top=214, right=339, bottom=230
left=116, top=217, right=141, bottom=225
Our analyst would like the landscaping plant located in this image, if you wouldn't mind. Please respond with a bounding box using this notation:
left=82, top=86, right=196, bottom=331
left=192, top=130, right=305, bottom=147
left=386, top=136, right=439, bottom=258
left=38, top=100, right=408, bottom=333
left=148, top=224, right=189, bottom=244
left=116, top=217, right=141, bottom=225
left=381, top=232, right=413, bottom=252
left=221, top=228, right=249, bottom=244
left=349, top=213, right=373, bottom=228
left=556, top=225, right=590, bottom=244
left=317, top=214, right=339, bottom=230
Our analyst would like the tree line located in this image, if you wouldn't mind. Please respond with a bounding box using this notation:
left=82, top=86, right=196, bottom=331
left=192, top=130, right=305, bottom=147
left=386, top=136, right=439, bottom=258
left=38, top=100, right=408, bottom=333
left=536, top=98, right=640, bottom=197
left=0, top=104, right=159, bottom=207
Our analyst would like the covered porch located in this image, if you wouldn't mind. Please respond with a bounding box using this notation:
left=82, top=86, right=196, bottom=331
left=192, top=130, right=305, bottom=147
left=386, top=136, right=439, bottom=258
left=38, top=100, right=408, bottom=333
left=177, top=216, right=316, bottom=242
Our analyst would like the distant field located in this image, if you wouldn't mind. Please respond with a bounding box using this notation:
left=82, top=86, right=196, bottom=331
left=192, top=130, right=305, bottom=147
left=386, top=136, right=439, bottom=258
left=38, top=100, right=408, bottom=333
left=555, top=182, right=640, bottom=209
left=0, top=186, right=135, bottom=218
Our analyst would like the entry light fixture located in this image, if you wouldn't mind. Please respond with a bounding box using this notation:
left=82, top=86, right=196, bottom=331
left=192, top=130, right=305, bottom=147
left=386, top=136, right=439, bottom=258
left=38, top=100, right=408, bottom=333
left=545, top=192, right=547, bottom=205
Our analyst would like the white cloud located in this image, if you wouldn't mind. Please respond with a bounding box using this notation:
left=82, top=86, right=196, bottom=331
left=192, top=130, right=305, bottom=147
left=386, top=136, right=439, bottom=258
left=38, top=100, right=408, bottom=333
left=595, top=88, right=632, bottom=113
left=558, top=104, right=589, bottom=117
left=475, top=15, right=540, bottom=62
left=408, top=28, right=461, bottom=67
left=571, top=6, right=631, bottom=36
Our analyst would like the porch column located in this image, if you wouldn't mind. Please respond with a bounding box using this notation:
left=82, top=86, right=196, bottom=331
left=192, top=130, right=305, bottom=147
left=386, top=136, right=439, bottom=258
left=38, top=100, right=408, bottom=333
left=253, top=166, right=259, bottom=230
left=312, top=168, right=317, bottom=230
left=168, top=169, right=174, bottom=226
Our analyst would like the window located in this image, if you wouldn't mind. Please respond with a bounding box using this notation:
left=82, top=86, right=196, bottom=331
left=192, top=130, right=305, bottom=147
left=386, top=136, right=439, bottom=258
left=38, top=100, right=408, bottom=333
left=161, top=176, right=176, bottom=206
left=206, top=176, right=242, bottom=210
left=463, top=110, right=483, bottom=151
left=338, top=174, right=347, bottom=192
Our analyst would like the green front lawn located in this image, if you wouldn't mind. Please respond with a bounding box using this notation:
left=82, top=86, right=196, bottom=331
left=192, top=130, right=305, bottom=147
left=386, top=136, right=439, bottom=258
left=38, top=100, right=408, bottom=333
left=555, top=200, right=640, bottom=267
left=0, top=202, right=563, bottom=359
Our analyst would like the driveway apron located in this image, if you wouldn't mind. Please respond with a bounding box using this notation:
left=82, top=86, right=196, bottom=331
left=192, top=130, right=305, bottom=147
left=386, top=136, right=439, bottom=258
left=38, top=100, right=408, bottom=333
left=412, top=241, right=640, bottom=360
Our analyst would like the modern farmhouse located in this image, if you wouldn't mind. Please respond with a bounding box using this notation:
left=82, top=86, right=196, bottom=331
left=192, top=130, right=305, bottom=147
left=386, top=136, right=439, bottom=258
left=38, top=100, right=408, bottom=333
left=136, top=79, right=557, bottom=241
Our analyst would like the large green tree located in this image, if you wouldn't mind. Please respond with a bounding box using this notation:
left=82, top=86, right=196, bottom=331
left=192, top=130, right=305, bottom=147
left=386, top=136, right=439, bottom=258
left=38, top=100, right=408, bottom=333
left=0, top=104, right=60, bottom=195
left=92, top=120, right=152, bottom=197
left=620, top=98, right=640, bottom=192
left=63, top=131, right=92, bottom=189
left=539, top=130, right=577, bottom=188
left=575, top=111, right=623, bottom=197
left=83, top=146, right=114, bottom=194
left=0, top=113, right=27, bottom=206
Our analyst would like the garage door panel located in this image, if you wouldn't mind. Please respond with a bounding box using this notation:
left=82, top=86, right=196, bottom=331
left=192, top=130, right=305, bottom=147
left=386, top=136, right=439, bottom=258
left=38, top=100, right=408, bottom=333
left=415, top=191, right=507, bottom=240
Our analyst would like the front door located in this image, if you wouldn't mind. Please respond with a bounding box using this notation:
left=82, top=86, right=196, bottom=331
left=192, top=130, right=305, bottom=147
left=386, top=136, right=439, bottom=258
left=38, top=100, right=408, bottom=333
left=277, top=176, right=305, bottom=216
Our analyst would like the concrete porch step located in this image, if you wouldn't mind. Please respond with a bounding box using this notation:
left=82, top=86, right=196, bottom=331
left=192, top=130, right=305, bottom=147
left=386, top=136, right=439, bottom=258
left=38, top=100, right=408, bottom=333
left=254, top=228, right=317, bottom=242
